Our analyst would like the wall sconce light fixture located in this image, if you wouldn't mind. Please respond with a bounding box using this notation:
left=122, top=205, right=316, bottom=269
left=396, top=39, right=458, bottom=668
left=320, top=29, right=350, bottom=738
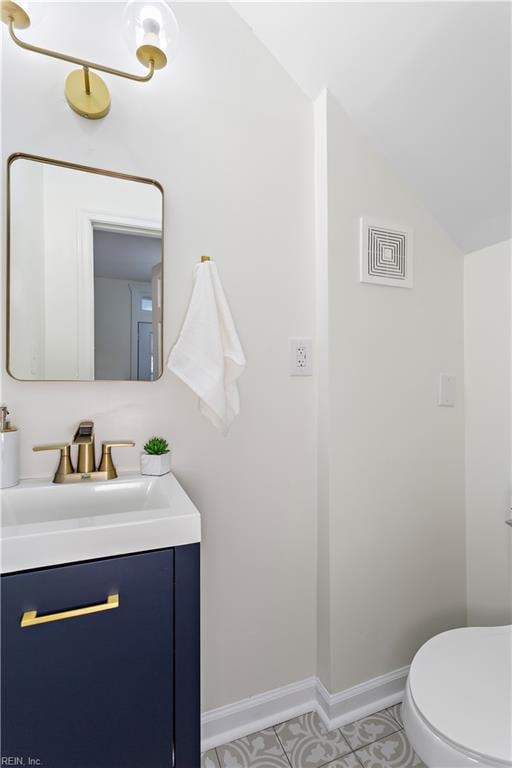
left=0, top=0, right=178, bottom=119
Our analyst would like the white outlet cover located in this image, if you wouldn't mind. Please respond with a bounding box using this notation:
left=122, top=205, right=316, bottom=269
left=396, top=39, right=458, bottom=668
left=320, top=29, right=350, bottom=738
left=289, top=338, right=313, bottom=376
left=439, top=374, right=456, bottom=407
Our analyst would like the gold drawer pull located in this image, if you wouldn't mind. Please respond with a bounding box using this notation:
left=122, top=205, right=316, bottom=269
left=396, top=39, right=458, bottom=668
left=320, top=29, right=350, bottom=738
left=20, top=594, right=119, bottom=628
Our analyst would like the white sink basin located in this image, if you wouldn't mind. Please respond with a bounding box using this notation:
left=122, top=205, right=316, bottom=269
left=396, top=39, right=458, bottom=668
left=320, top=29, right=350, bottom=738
left=0, top=472, right=201, bottom=573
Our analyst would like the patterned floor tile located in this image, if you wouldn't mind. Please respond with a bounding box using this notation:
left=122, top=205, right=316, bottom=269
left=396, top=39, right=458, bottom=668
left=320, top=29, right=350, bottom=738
left=356, top=730, right=425, bottom=768
left=323, top=755, right=362, bottom=768
left=386, top=704, right=403, bottom=729
left=217, top=728, right=290, bottom=767
left=340, top=709, right=401, bottom=749
left=202, top=749, right=221, bottom=768
left=275, top=711, right=351, bottom=768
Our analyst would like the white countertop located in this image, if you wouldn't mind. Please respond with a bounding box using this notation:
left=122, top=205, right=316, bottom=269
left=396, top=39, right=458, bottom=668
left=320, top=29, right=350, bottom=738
left=0, top=472, right=201, bottom=574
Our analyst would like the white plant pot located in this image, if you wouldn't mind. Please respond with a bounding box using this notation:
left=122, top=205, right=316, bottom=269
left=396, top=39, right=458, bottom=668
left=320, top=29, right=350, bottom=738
left=140, top=452, right=171, bottom=477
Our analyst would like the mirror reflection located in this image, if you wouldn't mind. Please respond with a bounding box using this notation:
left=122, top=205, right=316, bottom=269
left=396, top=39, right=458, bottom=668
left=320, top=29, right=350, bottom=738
left=8, top=155, right=163, bottom=381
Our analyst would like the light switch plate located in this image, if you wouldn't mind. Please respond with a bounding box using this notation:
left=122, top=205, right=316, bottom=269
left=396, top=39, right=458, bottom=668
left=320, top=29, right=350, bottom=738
left=439, top=374, right=456, bottom=407
left=289, top=338, right=313, bottom=376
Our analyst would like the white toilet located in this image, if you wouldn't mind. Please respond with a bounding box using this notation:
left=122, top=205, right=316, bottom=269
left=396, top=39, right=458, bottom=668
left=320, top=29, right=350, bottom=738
left=403, top=625, right=512, bottom=768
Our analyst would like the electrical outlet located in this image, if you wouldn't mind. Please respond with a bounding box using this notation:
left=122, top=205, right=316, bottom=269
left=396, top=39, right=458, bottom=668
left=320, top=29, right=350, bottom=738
left=289, top=338, right=313, bottom=376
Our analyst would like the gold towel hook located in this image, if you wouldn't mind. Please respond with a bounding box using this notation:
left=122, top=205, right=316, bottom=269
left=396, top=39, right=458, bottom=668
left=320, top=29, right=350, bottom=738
left=200, top=255, right=211, bottom=263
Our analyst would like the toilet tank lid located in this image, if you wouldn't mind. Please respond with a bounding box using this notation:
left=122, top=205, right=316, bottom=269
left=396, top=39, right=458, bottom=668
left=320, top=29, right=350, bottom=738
left=409, top=625, right=512, bottom=765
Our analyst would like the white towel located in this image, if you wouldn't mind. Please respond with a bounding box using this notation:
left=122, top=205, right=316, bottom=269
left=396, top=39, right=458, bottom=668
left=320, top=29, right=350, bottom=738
left=168, top=261, right=246, bottom=432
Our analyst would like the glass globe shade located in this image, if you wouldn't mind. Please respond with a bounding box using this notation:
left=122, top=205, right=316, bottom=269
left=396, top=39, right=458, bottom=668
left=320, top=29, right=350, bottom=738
left=122, top=1, right=179, bottom=64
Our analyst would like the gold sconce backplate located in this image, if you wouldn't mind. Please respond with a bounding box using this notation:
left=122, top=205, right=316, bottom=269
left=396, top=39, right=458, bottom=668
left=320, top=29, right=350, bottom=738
left=65, top=69, right=111, bottom=120
left=1, top=1, right=29, bottom=28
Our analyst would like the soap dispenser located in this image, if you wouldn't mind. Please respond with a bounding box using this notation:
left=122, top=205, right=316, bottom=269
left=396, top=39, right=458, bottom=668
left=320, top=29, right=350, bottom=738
left=0, top=406, right=19, bottom=489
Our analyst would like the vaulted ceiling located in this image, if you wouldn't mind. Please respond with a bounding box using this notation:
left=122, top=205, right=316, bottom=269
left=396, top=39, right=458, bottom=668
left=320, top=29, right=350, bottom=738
left=232, top=2, right=511, bottom=253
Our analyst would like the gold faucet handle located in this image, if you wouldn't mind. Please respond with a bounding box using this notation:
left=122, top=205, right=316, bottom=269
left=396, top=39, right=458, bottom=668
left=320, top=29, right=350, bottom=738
left=33, top=443, right=74, bottom=482
left=33, top=443, right=70, bottom=453
left=101, top=441, right=135, bottom=449
left=98, top=440, right=135, bottom=480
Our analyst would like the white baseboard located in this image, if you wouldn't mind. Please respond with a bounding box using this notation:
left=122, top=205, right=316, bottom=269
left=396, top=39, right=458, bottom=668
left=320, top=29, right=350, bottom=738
left=201, top=677, right=317, bottom=753
left=201, top=666, right=409, bottom=752
left=316, top=666, right=409, bottom=730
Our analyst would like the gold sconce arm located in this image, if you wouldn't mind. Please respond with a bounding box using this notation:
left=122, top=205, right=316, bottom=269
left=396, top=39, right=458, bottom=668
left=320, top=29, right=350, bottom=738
left=7, top=19, right=156, bottom=83
left=1, top=1, right=172, bottom=120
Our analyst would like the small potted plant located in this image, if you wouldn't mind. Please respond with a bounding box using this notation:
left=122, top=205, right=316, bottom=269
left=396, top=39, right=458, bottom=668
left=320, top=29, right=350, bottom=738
left=140, top=436, right=171, bottom=477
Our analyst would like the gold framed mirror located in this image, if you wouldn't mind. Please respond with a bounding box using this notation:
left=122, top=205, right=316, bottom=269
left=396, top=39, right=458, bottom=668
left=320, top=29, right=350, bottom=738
left=6, top=153, right=164, bottom=382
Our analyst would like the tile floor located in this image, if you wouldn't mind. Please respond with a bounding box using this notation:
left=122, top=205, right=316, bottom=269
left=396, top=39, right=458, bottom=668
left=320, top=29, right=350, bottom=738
left=201, top=704, right=425, bottom=768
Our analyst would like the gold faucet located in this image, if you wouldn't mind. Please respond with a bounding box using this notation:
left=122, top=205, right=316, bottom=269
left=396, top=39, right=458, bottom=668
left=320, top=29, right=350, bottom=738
left=34, top=421, right=134, bottom=483
left=74, top=420, right=96, bottom=473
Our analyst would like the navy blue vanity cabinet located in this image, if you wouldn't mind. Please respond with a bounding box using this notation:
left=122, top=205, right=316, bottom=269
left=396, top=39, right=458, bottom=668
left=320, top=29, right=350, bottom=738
left=1, top=544, right=200, bottom=768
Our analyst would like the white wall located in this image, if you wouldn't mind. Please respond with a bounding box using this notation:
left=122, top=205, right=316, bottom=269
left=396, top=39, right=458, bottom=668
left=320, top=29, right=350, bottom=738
left=1, top=2, right=316, bottom=711
left=465, top=239, right=512, bottom=625
left=232, top=3, right=512, bottom=254
left=316, top=92, right=467, bottom=693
